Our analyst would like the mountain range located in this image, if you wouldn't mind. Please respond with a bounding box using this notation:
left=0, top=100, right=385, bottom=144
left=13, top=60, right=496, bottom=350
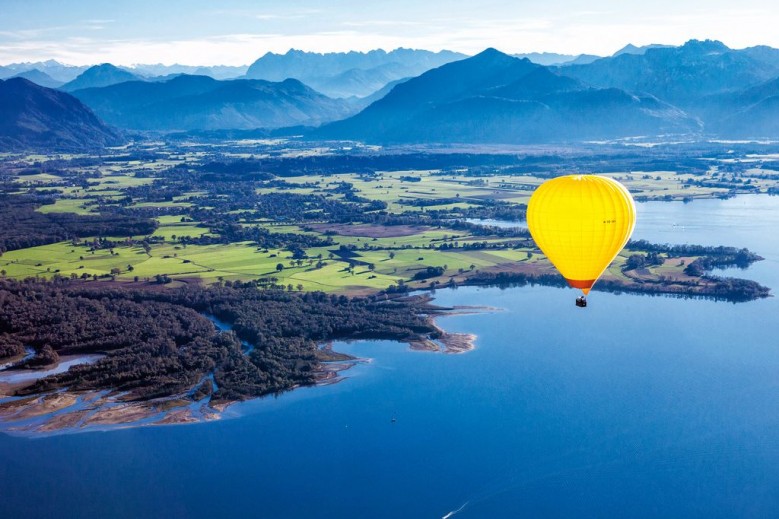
left=318, top=40, right=779, bottom=143
left=0, top=60, right=245, bottom=83
left=0, top=78, right=121, bottom=150
left=128, top=63, right=247, bottom=80
left=0, top=60, right=88, bottom=83
left=70, top=75, right=357, bottom=131
left=244, top=48, right=466, bottom=98
left=8, top=40, right=779, bottom=149
left=560, top=40, right=779, bottom=107
left=314, top=48, right=700, bottom=143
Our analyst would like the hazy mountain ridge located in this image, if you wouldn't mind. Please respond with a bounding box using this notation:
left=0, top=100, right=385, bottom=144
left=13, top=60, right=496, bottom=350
left=71, top=74, right=358, bottom=131
left=244, top=48, right=466, bottom=98
left=0, top=61, right=249, bottom=85
left=8, top=69, right=63, bottom=88
left=560, top=40, right=779, bottom=105
left=130, top=63, right=247, bottom=80
left=0, top=78, right=122, bottom=150
left=514, top=52, right=601, bottom=66
left=61, top=64, right=144, bottom=92
left=0, top=60, right=88, bottom=82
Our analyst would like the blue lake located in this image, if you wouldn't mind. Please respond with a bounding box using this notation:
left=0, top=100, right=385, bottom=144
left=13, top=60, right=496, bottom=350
left=2, top=196, right=779, bottom=518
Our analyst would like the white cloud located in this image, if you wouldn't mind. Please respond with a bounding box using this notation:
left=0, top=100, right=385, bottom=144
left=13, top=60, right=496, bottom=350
left=2, top=3, right=779, bottom=65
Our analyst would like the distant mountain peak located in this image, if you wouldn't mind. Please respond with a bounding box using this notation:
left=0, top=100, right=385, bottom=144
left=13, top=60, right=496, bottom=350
left=615, top=43, right=641, bottom=55
left=680, top=39, right=730, bottom=53
left=473, top=47, right=507, bottom=58
left=614, top=43, right=674, bottom=57
left=61, top=63, right=142, bottom=92
left=468, top=48, right=520, bottom=66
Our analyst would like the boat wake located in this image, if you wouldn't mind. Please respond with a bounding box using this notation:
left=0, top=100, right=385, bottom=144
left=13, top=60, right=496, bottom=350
left=441, top=501, right=468, bottom=518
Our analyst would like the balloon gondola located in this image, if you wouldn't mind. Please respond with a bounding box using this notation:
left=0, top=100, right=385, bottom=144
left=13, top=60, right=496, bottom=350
left=527, top=175, right=636, bottom=307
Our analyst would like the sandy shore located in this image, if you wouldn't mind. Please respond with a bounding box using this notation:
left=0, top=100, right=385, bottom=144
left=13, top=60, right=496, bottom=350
left=406, top=304, right=495, bottom=354
left=155, top=408, right=199, bottom=425
left=0, top=393, right=78, bottom=421
left=0, top=389, right=224, bottom=434
left=409, top=331, right=477, bottom=354
left=84, top=403, right=158, bottom=426
left=38, top=409, right=92, bottom=432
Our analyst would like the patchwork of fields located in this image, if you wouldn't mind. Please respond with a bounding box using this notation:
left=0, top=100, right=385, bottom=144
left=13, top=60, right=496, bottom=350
left=2, top=141, right=775, bottom=294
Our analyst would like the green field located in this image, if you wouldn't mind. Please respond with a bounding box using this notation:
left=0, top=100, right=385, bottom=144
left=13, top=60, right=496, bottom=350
left=3, top=142, right=774, bottom=293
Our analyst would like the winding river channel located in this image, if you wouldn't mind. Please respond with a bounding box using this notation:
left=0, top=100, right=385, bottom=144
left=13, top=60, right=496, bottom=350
left=2, top=195, right=779, bottom=518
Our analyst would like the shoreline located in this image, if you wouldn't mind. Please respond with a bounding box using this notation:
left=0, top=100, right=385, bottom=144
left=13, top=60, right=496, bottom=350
left=0, top=301, right=486, bottom=436
left=405, top=263, right=772, bottom=303
left=0, top=259, right=767, bottom=438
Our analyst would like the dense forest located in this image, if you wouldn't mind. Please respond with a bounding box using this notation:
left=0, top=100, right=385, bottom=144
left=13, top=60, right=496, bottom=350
left=465, top=264, right=770, bottom=302
left=0, top=279, right=442, bottom=403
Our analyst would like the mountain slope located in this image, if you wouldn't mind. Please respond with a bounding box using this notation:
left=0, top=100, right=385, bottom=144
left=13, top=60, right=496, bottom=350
left=72, top=75, right=356, bottom=131
left=0, top=78, right=122, bottom=150
left=61, top=64, right=143, bottom=92
left=720, top=96, right=779, bottom=138
left=315, top=49, right=700, bottom=144
left=701, top=76, right=779, bottom=137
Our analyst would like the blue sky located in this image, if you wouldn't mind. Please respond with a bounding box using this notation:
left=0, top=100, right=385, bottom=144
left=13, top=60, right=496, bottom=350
left=1, top=0, right=777, bottom=65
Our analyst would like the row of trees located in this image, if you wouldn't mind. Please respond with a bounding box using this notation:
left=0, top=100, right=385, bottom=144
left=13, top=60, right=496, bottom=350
left=0, top=195, right=157, bottom=252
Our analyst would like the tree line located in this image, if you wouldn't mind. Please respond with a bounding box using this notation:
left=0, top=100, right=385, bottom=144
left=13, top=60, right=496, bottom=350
left=0, top=195, right=157, bottom=252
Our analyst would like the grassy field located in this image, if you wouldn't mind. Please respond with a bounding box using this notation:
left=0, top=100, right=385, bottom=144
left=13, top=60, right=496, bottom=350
left=0, top=234, right=703, bottom=296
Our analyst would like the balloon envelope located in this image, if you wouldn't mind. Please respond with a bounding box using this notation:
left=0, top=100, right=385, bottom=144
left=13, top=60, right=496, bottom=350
left=527, top=175, right=636, bottom=295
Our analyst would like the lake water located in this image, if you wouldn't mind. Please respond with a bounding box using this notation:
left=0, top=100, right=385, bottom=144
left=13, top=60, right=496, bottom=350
left=2, top=196, right=779, bottom=518
left=0, top=355, right=104, bottom=384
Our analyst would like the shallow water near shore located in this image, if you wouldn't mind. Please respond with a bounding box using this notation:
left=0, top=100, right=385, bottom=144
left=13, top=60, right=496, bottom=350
left=2, top=196, right=779, bottom=518
left=0, top=354, right=104, bottom=384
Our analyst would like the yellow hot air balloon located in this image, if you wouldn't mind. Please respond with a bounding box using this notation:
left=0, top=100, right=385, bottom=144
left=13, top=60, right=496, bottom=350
left=527, top=174, right=636, bottom=306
